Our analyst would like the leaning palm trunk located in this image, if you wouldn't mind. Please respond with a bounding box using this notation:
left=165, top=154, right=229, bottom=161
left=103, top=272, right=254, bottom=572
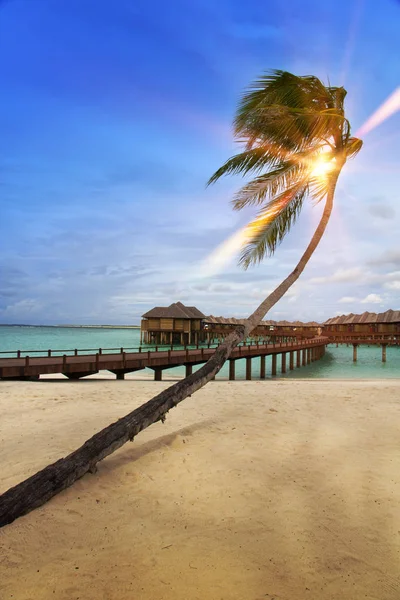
left=0, top=171, right=340, bottom=528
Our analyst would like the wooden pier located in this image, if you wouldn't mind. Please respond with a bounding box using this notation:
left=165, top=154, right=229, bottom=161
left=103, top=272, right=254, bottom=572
left=325, top=332, right=399, bottom=363
left=0, top=337, right=327, bottom=381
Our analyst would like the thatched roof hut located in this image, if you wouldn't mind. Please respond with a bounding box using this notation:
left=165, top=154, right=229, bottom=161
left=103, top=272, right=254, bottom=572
left=325, top=310, right=400, bottom=326
left=204, top=316, right=321, bottom=333
left=142, top=302, right=205, bottom=320
left=324, top=309, right=400, bottom=335
left=141, top=302, right=206, bottom=345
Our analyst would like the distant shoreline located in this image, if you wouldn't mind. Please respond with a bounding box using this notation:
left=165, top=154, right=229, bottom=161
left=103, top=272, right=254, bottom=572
left=0, top=324, right=141, bottom=329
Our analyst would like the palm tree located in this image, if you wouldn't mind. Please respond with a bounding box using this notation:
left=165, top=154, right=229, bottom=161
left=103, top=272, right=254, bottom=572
left=0, top=71, right=362, bottom=527
left=207, top=70, right=362, bottom=335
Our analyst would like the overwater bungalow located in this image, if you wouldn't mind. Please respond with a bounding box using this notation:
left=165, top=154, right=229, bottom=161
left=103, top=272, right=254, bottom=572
left=204, top=316, right=321, bottom=340
left=141, top=303, right=324, bottom=347
left=141, top=302, right=206, bottom=345
left=269, top=320, right=322, bottom=337
left=323, top=310, right=400, bottom=336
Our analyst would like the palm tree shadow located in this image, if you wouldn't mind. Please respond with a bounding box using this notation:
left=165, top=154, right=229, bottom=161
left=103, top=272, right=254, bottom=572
left=102, top=419, right=217, bottom=470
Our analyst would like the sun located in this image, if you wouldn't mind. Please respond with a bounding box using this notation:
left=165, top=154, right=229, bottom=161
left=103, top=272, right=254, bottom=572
left=311, top=156, right=336, bottom=178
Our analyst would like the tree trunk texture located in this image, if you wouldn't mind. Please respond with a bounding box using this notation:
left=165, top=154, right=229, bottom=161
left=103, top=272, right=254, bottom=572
left=0, top=171, right=341, bottom=528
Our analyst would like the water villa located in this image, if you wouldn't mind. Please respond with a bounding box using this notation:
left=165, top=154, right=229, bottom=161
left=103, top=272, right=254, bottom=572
left=140, top=302, right=206, bottom=345
left=324, top=310, right=400, bottom=336
left=204, top=316, right=321, bottom=340
left=141, top=303, right=323, bottom=347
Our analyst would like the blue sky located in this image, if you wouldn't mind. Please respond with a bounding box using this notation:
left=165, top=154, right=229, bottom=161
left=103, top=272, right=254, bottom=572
left=0, top=0, right=399, bottom=325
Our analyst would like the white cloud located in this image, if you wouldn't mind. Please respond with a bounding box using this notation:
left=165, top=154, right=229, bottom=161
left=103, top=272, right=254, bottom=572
left=338, top=296, right=358, bottom=303
left=384, top=280, right=400, bottom=290
left=309, top=268, right=364, bottom=285
left=360, top=294, right=383, bottom=304
left=382, top=273, right=400, bottom=290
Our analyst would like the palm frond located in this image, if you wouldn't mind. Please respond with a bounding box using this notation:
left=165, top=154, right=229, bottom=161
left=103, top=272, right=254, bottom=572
left=232, top=162, right=307, bottom=210
left=234, top=71, right=348, bottom=151
left=232, top=141, right=334, bottom=210
left=345, top=137, right=363, bottom=159
left=239, top=185, right=308, bottom=269
left=236, top=71, right=334, bottom=129
left=207, top=147, right=282, bottom=186
left=308, top=176, right=330, bottom=205
left=237, top=105, right=350, bottom=154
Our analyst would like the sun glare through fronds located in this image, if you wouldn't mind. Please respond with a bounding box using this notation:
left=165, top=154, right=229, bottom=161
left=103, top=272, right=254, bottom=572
left=310, top=155, right=336, bottom=178
left=201, top=151, right=336, bottom=278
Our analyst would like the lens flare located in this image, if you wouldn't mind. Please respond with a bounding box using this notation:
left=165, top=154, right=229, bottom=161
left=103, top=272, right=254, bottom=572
left=199, top=205, right=282, bottom=278
left=198, top=227, right=250, bottom=278
left=356, top=87, right=400, bottom=137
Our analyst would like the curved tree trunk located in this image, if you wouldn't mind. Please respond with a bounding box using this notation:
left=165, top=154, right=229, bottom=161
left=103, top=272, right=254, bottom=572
left=0, top=172, right=341, bottom=528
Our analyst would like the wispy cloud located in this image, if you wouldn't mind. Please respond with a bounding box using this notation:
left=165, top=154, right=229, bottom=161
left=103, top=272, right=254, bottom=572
left=369, top=250, right=400, bottom=267
left=338, top=296, right=358, bottom=303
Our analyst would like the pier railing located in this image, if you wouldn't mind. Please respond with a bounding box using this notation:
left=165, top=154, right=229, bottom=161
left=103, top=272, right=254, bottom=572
left=325, top=332, right=399, bottom=345
left=0, top=335, right=305, bottom=359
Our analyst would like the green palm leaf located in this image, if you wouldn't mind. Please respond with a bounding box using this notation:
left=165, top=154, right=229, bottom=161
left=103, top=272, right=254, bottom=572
left=232, top=162, right=306, bottom=210
left=240, top=186, right=308, bottom=268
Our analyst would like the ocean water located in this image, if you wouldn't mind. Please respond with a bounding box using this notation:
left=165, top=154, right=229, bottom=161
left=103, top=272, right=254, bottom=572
left=0, top=326, right=399, bottom=380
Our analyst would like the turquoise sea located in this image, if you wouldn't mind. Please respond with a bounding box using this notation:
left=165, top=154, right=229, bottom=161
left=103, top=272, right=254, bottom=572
left=0, top=325, right=399, bottom=380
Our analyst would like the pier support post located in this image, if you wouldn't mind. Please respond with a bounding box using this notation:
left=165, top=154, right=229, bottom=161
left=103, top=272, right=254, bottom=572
left=289, top=351, right=294, bottom=370
left=185, top=364, right=193, bottom=377
left=382, top=344, right=387, bottom=363
left=302, top=348, right=306, bottom=366
left=281, top=353, right=286, bottom=374
left=260, top=355, right=266, bottom=379
left=229, top=359, right=235, bottom=381
left=246, top=357, right=252, bottom=380
left=353, top=344, right=358, bottom=363
left=116, top=372, right=125, bottom=380
left=154, top=368, right=162, bottom=381
left=296, top=350, right=301, bottom=368
left=272, top=354, right=277, bottom=377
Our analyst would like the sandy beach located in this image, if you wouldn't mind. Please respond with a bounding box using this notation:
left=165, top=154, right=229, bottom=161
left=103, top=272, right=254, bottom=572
left=1, top=378, right=400, bottom=599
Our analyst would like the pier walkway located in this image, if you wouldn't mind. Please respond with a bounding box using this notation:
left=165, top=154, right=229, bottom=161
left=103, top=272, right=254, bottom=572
left=324, top=332, right=399, bottom=362
left=0, top=337, right=327, bottom=381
